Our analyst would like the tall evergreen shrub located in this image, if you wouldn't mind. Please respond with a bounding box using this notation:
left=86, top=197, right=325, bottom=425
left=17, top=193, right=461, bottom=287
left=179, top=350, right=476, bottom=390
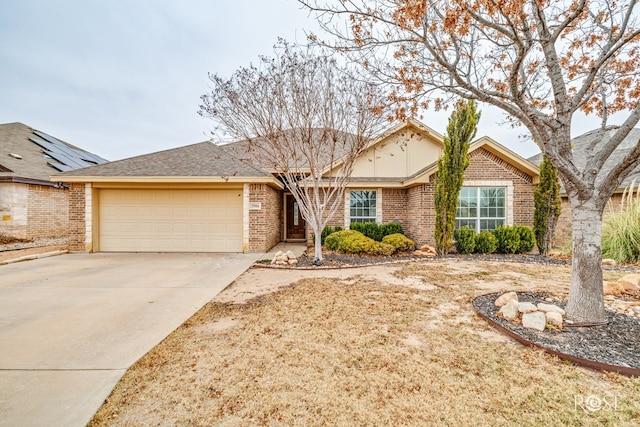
left=533, top=156, right=562, bottom=255
left=434, top=100, right=481, bottom=255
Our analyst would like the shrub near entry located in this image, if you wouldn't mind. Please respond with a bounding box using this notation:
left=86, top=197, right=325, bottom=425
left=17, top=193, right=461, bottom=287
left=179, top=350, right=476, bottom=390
left=382, top=233, right=415, bottom=252
left=349, top=222, right=404, bottom=242
left=515, top=226, right=535, bottom=254
left=325, top=230, right=394, bottom=255
left=454, top=226, right=476, bottom=254
left=475, top=231, right=498, bottom=254
left=493, top=225, right=521, bottom=254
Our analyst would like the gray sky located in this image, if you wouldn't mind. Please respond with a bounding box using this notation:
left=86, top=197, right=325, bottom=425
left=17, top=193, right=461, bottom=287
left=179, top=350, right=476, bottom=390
left=1, top=0, right=606, bottom=162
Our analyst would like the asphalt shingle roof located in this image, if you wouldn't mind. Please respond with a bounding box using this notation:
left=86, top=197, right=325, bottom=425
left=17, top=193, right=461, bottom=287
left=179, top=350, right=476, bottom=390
left=58, top=141, right=271, bottom=177
left=527, top=128, right=640, bottom=190
left=220, top=128, right=358, bottom=170
left=0, top=122, right=106, bottom=183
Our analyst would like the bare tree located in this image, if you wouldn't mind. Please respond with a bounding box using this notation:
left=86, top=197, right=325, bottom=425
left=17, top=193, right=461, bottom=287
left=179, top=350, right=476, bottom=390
left=199, top=41, right=388, bottom=262
left=299, top=0, right=640, bottom=324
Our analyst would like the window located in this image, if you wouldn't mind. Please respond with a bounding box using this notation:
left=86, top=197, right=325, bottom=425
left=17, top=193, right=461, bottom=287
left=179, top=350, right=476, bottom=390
left=455, top=187, right=506, bottom=232
left=350, top=190, right=377, bottom=223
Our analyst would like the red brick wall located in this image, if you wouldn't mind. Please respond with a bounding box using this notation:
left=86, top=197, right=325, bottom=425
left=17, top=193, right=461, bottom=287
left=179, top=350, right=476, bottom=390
left=27, top=184, right=68, bottom=239
left=405, top=180, right=436, bottom=246
left=465, top=149, right=535, bottom=227
left=249, top=184, right=282, bottom=252
left=405, top=149, right=535, bottom=247
left=68, top=183, right=86, bottom=251
left=381, top=188, right=408, bottom=226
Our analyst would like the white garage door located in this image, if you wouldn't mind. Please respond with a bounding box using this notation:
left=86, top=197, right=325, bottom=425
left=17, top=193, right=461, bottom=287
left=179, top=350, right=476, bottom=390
left=99, top=189, right=243, bottom=252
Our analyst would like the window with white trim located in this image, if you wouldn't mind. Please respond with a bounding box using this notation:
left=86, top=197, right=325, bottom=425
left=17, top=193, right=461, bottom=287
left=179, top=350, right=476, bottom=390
left=350, top=190, right=377, bottom=223
left=455, top=187, right=506, bottom=232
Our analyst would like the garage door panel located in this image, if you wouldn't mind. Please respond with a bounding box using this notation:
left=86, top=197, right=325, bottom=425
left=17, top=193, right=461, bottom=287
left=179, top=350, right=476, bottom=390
left=99, top=189, right=243, bottom=252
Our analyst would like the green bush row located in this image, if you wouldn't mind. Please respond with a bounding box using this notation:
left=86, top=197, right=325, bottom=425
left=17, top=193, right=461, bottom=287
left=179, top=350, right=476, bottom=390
left=325, top=230, right=414, bottom=256
left=454, top=225, right=535, bottom=255
left=349, top=222, right=403, bottom=242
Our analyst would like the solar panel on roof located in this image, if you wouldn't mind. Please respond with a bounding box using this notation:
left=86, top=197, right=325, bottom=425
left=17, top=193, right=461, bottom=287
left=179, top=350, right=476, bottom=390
left=47, top=162, right=73, bottom=172
left=46, top=150, right=86, bottom=169
left=29, top=137, right=51, bottom=150
left=29, top=131, right=108, bottom=171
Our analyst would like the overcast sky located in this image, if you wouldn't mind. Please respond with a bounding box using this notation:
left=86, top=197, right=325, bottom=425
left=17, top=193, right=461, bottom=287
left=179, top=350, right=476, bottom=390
left=1, top=0, right=610, bottom=162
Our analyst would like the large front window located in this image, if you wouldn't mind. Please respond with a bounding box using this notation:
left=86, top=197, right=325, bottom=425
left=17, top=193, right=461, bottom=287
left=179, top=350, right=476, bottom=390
left=350, top=190, right=377, bottom=223
left=455, top=187, right=506, bottom=232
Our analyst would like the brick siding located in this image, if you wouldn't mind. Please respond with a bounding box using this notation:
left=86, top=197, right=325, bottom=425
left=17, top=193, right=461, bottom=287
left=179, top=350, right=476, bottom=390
left=381, top=188, right=408, bottom=226
left=68, top=183, right=87, bottom=251
left=404, top=148, right=535, bottom=247
left=27, top=184, right=68, bottom=239
left=248, top=184, right=282, bottom=252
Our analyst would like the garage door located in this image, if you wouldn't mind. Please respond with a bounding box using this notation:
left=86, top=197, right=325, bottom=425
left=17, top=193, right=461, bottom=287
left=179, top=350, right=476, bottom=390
left=99, top=189, right=243, bottom=252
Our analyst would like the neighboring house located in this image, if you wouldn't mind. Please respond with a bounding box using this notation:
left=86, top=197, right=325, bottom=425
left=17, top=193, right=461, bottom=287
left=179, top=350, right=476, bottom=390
left=0, top=123, right=107, bottom=240
left=57, top=119, right=540, bottom=253
left=528, top=128, right=640, bottom=246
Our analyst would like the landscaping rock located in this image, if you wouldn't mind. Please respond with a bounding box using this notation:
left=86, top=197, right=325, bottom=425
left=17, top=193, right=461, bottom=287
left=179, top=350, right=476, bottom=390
left=537, top=303, right=566, bottom=316
left=285, top=250, right=297, bottom=259
left=522, top=311, right=546, bottom=331
left=288, top=259, right=298, bottom=266
left=412, top=250, right=435, bottom=257
left=420, top=245, right=437, bottom=255
left=270, top=251, right=283, bottom=265
left=499, top=299, right=520, bottom=321
left=545, top=311, right=563, bottom=329
left=619, top=274, right=640, bottom=294
left=619, top=274, right=640, bottom=286
left=603, top=281, right=625, bottom=296
left=495, top=291, right=518, bottom=307
left=602, top=258, right=617, bottom=266
left=518, top=302, right=538, bottom=313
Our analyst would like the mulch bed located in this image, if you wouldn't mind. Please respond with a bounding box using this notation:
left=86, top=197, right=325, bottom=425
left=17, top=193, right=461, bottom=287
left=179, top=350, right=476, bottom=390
left=473, top=292, right=640, bottom=376
left=294, top=251, right=639, bottom=272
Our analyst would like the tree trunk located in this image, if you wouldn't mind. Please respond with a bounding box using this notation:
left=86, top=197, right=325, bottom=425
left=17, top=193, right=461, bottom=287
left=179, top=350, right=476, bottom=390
left=564, top=200, right=607, bottom=325
left=314, top=227, right=323, bottom=263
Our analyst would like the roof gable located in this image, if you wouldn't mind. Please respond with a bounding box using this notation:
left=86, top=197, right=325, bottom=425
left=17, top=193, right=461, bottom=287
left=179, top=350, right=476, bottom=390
left=325, top=119, right=445, bottom=179
left=403, top=135, right=540, bottom=186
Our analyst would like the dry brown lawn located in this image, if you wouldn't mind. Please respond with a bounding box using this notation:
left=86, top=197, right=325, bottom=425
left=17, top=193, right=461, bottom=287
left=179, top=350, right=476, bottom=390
left=90, top=260, right=640, bottom=426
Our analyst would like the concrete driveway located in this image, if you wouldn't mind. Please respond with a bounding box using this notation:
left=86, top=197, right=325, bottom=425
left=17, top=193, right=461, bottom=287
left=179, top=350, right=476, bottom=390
left=0, top=252, right=261, bottom=427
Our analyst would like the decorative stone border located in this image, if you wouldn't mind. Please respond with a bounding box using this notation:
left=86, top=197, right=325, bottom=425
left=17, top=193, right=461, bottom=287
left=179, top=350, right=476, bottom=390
left=472, top=293, right=640, bottom=378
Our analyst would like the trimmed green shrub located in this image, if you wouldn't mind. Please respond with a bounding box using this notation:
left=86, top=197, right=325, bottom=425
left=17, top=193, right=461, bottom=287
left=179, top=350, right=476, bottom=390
left=325, top=230, right=357, bottom=251
left=515, top=225, right=535, bottom=254
left=349, top=221, right=405, bottom=242
left=362, top=222, right=384, bottom=241
left=349, top=222, right=364, bottom=234
left=493, top=225, right=521, bottom=254
left=380, top=222, right=403, bottom=237
left=325, top=230, right=393, bottom=255
left=382, top=233, right=415, bottom=253
left=474, top=231, right=497, bottom=254
left=378, top=243, right=395, bottom=256
left=454, top=226, right=476, bottom=254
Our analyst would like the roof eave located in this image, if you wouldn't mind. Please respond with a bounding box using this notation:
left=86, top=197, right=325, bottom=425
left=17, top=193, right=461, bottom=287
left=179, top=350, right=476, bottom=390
left=52, top=175, right=284, bottom=189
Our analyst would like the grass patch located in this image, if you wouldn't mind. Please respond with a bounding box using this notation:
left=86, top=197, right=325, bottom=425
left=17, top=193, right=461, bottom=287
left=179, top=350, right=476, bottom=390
left=89, top=263, right=640, bottom=426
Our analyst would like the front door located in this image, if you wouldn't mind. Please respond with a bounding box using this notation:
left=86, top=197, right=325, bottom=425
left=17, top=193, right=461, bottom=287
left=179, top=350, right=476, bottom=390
left=286, top=195, right=306, bottom=239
